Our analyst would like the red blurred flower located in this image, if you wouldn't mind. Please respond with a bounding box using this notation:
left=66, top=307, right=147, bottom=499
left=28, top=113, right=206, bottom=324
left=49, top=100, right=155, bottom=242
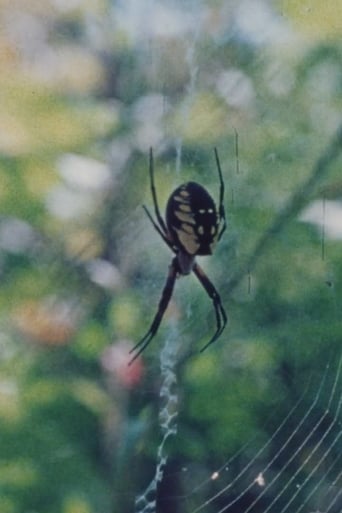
left=101, top=341, right=144, bottom=389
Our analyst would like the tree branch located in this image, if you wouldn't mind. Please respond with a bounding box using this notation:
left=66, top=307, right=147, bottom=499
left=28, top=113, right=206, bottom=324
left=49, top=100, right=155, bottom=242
left=227, top=124, right=342, bottom=293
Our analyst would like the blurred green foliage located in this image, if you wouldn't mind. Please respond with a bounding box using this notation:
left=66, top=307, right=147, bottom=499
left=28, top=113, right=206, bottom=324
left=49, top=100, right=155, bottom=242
left=0, top=1, right=341, bottom=512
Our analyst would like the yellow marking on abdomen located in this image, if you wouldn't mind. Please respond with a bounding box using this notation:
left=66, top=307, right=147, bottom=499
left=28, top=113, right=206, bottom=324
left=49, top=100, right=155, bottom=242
left=174, top=195, right=189, bottom=203
left=178, top=203, right=192, bottom=212
left=181, top=223, right=195, bottom=235
left=175, top=210, right=196, bottom=224
left=175, top=228, right=200, bottom=255
left=179, top=189, right=190, bottom=198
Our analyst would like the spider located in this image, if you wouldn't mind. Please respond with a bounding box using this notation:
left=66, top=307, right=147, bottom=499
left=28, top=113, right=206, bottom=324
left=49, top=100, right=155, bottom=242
left=129, top=148, right=227, bottom=364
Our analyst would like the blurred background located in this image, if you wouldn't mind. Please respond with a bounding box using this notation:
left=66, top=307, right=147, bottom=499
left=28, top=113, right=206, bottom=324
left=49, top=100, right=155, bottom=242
left=0, top=1, right=341, bottom=512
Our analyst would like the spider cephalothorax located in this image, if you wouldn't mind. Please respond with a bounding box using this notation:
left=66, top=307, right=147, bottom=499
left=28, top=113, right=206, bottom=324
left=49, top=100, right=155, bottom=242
left=129, top=148, right=227, bottom=364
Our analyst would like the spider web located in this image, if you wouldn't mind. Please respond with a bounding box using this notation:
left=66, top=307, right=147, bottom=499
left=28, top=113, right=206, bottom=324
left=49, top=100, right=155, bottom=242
left=133, top=125, right=342, bottom=513
left=134, top=326, right=180, bottom=513
left=185, top=354, right=342, bottom=513
left=133, top=279, right=342, bottom=513
left=2, top=1, right=341, bottom=512
left=127, top=0, right=342, bottom=496
left=133, top=280, right=341, bottom=513
left=126, top=0, right=342, bottom=508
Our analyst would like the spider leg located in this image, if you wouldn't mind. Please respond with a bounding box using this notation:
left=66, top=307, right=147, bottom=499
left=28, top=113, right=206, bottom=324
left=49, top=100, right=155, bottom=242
left=214, top=148, right=227, bottom=242
left=142, top=205, right=175, bottom=252
left=193, top=262, right=227, bottom=353
left=149, top=147, right=168, bottom=234
left=129, top=257, right=178, bottom=365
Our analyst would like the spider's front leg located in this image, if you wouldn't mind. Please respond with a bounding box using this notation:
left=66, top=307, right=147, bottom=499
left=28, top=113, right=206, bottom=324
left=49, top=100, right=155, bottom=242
left=214, top=148, right=227, bottom=242
left=129, top=257, right=179, bottom=365
left=142, top=205, right=175, bottom=252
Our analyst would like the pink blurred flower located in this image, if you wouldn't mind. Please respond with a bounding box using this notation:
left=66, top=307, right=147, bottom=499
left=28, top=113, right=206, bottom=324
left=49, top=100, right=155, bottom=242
left=101, top=341, right=144, bottom=389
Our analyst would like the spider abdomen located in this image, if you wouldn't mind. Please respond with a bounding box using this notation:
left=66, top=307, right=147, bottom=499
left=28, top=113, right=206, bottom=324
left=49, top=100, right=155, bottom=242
left=166, top=181, right=219, bottom=256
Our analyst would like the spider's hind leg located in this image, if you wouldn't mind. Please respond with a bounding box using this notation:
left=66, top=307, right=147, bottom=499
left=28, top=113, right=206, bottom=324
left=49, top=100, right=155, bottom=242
left=128, top=331, right=155, bottom=366
left=192, top=262, right=228, bottom=353
left=129, top=257, right=178, bottom=365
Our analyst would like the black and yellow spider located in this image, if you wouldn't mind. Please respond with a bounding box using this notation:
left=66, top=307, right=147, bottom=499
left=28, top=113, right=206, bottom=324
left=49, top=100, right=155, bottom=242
left=129, top=148, right=227, bottom=364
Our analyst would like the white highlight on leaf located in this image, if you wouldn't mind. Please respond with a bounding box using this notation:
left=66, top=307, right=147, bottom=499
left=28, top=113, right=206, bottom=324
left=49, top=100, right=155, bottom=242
left=300, top=200, right=342, bottom=239
left=58, top=153, right=112, bottom=191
